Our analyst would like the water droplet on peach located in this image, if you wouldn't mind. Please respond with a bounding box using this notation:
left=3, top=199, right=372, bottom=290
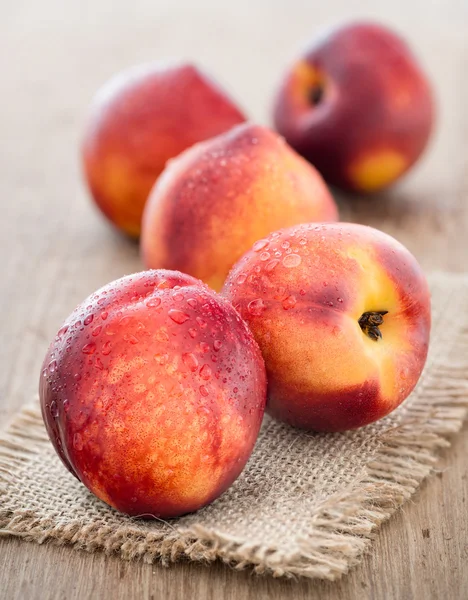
left=282, top=295, right=297, bottom=310
left=101, top=341, right=112, bottom=355
left=213, top=340, right=222, bottom=351
left=57, top=325, right=69, bottom=339
left=196, top=316, right=207, bottom=328
left=146, top=297, right=161, bottom=308
left=282, top=254, right=301, bottom=268
left=84, top=314, right=94, bottom=326
left=265, top=259, right=280, bottom=272
left=92, top=325, right=102, bottom=337
left=260, top=251, right=270, bottom=261
left=236, top=274, right=247, bottom=285
left=101, top=311, right=108, bottom=320
left=188, top=328, right=197, bottom=338
left=82, top=343, right=96, bottom=355
left=168, top=309, right=190, bottom=324
left=48, top=360, right=57, bottom=373
left=200, top=364, right=212, bottom=380
left=199, top=385, right=209, bottom=397
left=183, top=352, right=199, bottom=372
left=248, top=299, right=266, bottom=316
left=50, top=401, right=59, bottom=418
left=187, top=298, right=197, bottom=308
left=253, top=239, right=268, bottom=252
left=200, top=342, right=210, bottom=353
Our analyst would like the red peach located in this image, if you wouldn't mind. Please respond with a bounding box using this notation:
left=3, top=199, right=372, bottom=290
left=273, top=22, right=435, bottom=193
left=222, top=223, right=431, bottom=432
left=82, top=62, right=246, bottom=237
left=39, top=270, right=266, bottom=517
left=141, top=123, right=338, bottom=291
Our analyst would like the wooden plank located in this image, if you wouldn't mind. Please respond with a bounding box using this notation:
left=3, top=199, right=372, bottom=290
left=1, top=1, right=467, bottom=597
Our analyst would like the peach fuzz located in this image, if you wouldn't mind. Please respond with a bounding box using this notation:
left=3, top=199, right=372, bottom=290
left=82, top=62, right=246, bottom=237
left=141, top=123, right=338, bottom=291
left=273, top=22, right=435, bottom=193
left=222, top=223, right=431, bottom=432
left=39, top=270, right=267, bottom=517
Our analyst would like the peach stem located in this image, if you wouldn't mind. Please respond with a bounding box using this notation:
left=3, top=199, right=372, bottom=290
left=358, top=310, right=388, bottom=341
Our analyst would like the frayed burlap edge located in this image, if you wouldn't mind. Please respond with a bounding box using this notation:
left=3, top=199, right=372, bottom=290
left=1, top=275, right=468, bottom=580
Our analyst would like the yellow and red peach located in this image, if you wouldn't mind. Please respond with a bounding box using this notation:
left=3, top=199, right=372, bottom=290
left=82, top=62, right=246, bottom=237
left=273, top=22, right=435, bottom=193
left=222, top=222, right=431, bottom=432
left=39, top=270, right=266, bottom=517
left=141, top=123, right=338, bottom=291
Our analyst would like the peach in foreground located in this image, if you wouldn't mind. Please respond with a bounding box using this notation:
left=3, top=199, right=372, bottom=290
left=40, top=270, right=267, bottom=517
left=222, top=222, right=431, bottom=432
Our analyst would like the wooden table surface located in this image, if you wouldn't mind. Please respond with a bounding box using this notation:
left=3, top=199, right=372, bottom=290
left=1, top=1, right=467, bottom=598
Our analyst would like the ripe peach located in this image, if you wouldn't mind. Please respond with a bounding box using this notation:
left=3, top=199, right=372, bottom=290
left=273, top=22, right=435, bottom=193
left=39, top=270, right=266, bottom=517
left=222, top=223, right=431, bottom=432
left=141, top=123, right=338, bottom=291
left=82, top=62, right=246, bottom=237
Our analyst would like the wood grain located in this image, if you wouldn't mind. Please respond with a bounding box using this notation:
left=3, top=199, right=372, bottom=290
left=0, top=1, right=467, bottom=598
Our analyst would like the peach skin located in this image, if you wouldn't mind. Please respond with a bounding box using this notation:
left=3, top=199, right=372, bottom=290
left=273, top=22, right=435, bottom=193
left=39, top=270, right=267, bottom=518
left=82, top=62, right=246, bottom=237
left=222, top=222, right=431, bottom=432
left=141, top=123, right=338, bottom=291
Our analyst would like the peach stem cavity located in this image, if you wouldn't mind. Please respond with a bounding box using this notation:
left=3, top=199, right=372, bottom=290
left=359, top=310, right=388, bottom=341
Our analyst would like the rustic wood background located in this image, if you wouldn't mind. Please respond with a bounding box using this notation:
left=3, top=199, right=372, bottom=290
left=1, top=0, right=467, bottom=598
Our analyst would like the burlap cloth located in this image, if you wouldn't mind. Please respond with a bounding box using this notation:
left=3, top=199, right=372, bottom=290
left=1, top=273, right=467, bottom=580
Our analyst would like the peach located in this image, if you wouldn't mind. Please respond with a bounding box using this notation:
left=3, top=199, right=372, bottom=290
left=273, top=22, right=435, bottom=193
left=39, top=270, right=266, bottom=517
left=82, top=62, right=246, bottom=237
left=141, top=123, right=338, bottom=291
left=222, top=223, right=431, bottom=432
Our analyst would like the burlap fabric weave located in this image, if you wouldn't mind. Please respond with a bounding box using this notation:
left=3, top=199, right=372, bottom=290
left=1, top=273, right=467, bottom=580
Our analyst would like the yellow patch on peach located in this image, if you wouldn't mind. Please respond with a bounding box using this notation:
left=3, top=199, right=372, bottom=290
left=263, top=312, right=375, bottom=395
left=107, top=356, right=146, bottom=385
left=341, top=244, right=412, bottom=402
left=348, top=150, right=407, bottom=192
left=99, top=155, right=155, bottom=237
